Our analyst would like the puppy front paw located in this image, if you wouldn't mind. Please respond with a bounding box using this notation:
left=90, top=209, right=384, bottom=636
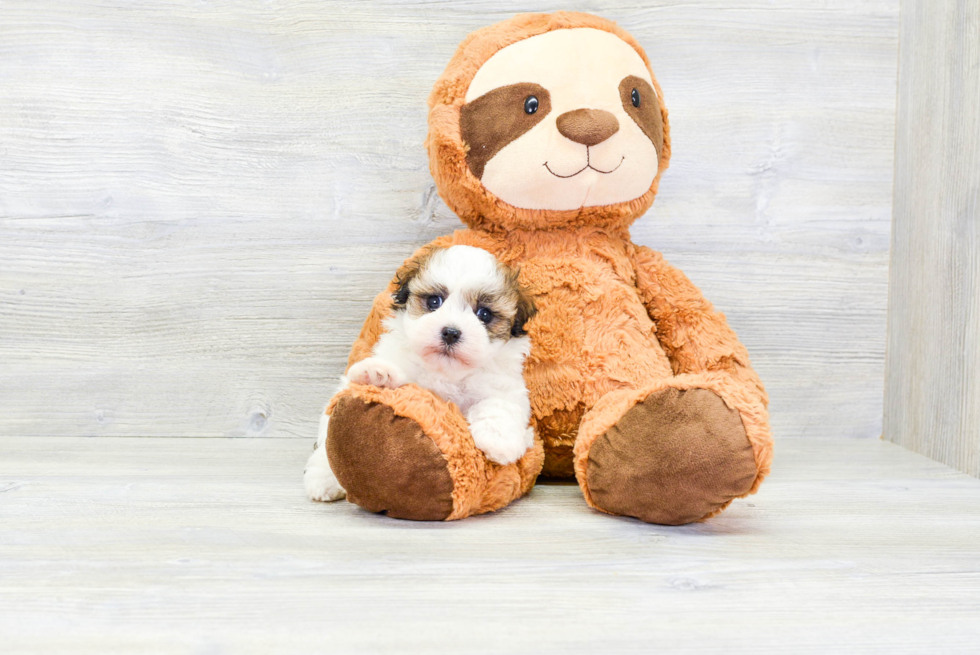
left=470, top=420, right=533, bottom=466
left=304, top=447, right=346, bottom=502
left=346, top=357, right=407, bottom=389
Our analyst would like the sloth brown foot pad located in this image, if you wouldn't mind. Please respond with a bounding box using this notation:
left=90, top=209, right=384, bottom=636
left=586, top=388, right=757, bottom=525
left=327, top=395, right=454, bottom=521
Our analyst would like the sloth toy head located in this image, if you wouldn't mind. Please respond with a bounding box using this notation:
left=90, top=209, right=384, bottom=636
left=427, top=12, right=671, bottom=232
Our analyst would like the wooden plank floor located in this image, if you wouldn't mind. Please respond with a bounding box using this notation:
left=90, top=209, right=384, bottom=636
left=2, top=437, right=979, bottom=654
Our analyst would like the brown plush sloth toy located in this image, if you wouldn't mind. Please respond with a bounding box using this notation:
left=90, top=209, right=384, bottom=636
left=325, top=11, right=772, bottom=525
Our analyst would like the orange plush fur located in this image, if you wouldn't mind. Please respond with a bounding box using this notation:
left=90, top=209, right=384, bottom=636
left=327, top=12, right=772, bottom=523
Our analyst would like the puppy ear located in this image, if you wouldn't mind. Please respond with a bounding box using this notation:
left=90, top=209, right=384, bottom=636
left=510, top=270, right=537, bottom=337
left=391, top=247, right=438, bottom=309
left=391, top=262, right=418, bottom=309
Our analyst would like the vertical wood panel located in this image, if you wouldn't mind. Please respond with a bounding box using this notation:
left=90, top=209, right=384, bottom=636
left=886, top=0, right=980, bottom=476
left=0, top=1, right=898, bottom=439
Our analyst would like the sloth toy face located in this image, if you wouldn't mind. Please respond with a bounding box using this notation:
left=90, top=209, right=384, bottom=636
left=428, top=13, right=671, bottom=231
left=461, top=28, right=663, bottom=211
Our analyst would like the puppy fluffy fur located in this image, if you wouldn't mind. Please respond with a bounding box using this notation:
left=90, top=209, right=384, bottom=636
left=305, top=245, right=537, bottom=502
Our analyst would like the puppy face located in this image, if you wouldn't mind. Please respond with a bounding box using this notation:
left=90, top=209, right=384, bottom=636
left=460, top=28, right=663, bottom=211
left=391, top=246, right=535, bottom=373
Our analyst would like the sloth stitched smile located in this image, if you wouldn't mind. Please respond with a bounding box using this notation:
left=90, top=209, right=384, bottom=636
left=543, top=150, right=625, bottom=179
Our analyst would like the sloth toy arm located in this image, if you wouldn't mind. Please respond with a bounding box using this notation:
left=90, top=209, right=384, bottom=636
left=632, top=244, right=768, bottom=406
left=625, top=243, right=774, bottom=498
left=345, top=288, right=396, bottom=370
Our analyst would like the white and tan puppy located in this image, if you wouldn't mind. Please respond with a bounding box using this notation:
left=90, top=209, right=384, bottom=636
left=304, top=245, right=537, bottom=502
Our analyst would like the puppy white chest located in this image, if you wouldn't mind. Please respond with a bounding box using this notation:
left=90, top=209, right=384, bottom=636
left=415, top=370, right=479, bottom=413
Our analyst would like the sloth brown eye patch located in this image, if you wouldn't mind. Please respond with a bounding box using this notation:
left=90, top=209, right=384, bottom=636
left=619, top=75, right=663, bottom=157
left=460, top=82, right=552, bottom=179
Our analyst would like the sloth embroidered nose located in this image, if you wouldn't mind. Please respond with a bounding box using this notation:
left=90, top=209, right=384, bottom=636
left=556, top=109, right=620, bottom=146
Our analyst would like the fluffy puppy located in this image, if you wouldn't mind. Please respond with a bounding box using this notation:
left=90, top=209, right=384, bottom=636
left=304, top=245, right=537, bottom=502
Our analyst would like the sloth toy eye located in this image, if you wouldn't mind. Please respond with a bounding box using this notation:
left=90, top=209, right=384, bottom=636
left=475, top=307, right=493, bottom=324
left=631, top=88, right=641, bottom=108
left=426, top=295, right=443, bottom=311
left=524, top=95, right=539, bottom=114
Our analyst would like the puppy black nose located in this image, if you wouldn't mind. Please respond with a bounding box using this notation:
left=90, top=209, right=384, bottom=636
left=441, top=326, right=461, bottom=346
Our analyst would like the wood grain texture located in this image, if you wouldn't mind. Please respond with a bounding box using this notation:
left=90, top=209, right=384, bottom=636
left=0, top=1, right=898, bottom=439
left=885, top=0, right=980, bottom=476
left=1, top=436, right=979, bottom=654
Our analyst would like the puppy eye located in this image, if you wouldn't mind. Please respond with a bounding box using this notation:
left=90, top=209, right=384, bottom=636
left=631, top=88, right=640, bottom=108
left=426, top=295, right=443, bottom=311
left=475, top=307, right=493, bottom=324
left=524, top=95, right=538, bottom=115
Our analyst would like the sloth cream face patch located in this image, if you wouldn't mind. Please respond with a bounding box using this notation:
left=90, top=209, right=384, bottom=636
left=461, top=28, right=663, bottom=211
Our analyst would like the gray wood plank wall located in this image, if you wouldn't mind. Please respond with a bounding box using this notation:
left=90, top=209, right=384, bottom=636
left=885, top=0, right=980, bottom=476
left=0, top=1, right=898, bottom=440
